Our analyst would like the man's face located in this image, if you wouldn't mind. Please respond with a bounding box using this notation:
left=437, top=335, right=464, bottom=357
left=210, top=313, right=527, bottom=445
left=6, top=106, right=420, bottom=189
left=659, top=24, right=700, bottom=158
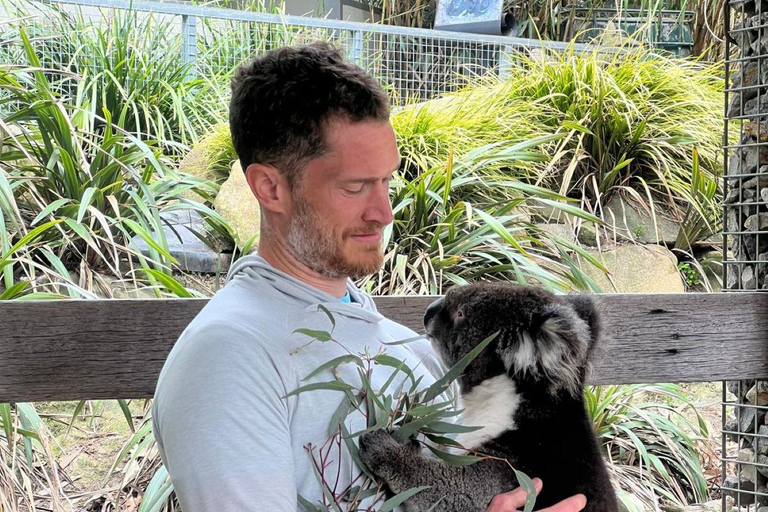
left=285, top=118, right=400, bottom=280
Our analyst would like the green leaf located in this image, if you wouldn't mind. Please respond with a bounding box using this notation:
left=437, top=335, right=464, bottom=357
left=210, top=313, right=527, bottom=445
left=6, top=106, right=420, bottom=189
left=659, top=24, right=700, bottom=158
left=421, top=331, right=499, bottom=403
left=140, top=268, right=193, bottom=298
left=422, top=421, right=483, bottom=434
left=297, top=495, right=326, bottom=512
left=68, top=400, right=87, bottom=434
left=373, top=353, right=415, bottom=381
left=0, top=219, right=64, bottom=269
left=76, top=187, right=98, bottom=224
left=393, top=410, right=446, bottom=442
left=292, top=328, right=333, bottom=342
left=117, top=399, right=135, bottom=433
left=0, top=281, right=30, bottom=300
left=285, top=380, right=354, bottom=398
left=30, top=198, right=71, bottom=226
left=425, top=444, right=485, bottom=466
left=317, top=304, right=336, bottom=329
left=380, top=486, right=430, bottom=512
left=514, top=469, right=538, bottom=512
left=0, top=403, right=14, bottom=444
left=382, top=334, right=429, bottom=346
left=302, top=355, right=364, bottom=382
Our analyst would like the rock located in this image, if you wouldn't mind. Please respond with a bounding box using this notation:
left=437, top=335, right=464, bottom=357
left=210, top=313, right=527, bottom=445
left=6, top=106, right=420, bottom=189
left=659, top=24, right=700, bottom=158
left=699, top=250, right=724, bottom=292
left=602, top=197, right=680, bottom=244
left=726, top=417, right=741, bottom=443
left=757, top=425, right=768, bottom=455
left=664, top=498, right=734, bottom=512
left=130, top=208, right=232, bottom=274
left=531, top=202, right=566, bottom=223
left=747, top=382, right=768, bottom=406
left=739, top=407, right=760, bottom=434
left=733, top=145, right=768, bottom=174
left=761, top=188, right=768, bottom=203
left=743, top=176, right=768, bottom=190
left=728, top=266, right=741, bottom=289
left=728, top=209, right=742, bottom=232
left=579, top=244, right=684, bottom=293
left=743, top=265, right=757, bottom=289
left=576, top=222, right=599, bottom=246
left=535, top=222, right=577, bottom=251
left=730, top=381, right=757, bottom=400
left=95, top=274, right=160, bottom=299
left=738, top=448, right=761, bottom=483
left=726, top=189, right=743, bottom=205
left=759, top=455, right=768, bottom=479
left=722, top=475, right=756, bottom=504
left=745, top=213, right=768, bottom=232
left=213, top=161, right=261, bottom=250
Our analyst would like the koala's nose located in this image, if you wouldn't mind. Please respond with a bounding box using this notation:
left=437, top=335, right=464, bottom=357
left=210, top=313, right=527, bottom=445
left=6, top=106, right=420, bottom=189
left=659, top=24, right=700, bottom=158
left=424, top=297, right=445, bottom=330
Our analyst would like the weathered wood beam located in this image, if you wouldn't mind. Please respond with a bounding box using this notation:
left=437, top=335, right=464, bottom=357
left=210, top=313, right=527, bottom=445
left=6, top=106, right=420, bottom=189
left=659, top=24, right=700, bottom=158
left=0, top=293, right=766, bottom=402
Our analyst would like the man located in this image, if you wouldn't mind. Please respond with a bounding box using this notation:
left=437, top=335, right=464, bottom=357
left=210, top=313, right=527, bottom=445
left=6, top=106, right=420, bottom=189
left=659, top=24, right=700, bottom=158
left=153, top=42, right=588, bottom=512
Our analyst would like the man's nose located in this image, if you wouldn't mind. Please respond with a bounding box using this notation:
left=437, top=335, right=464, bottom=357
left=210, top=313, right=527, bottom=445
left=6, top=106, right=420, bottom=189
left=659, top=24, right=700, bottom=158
left=424, top=297, right=445, bottom=330
left=363, top=185, right=394, bottom=226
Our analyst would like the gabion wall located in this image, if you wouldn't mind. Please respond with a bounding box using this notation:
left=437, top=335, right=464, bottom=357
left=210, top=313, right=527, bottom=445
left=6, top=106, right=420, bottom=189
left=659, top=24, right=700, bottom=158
left=723, top=0, right=768, bottom=509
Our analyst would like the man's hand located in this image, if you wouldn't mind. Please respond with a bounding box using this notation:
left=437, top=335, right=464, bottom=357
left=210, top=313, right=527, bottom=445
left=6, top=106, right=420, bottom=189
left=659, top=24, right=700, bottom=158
left=486, top=478, right=587, bottom=512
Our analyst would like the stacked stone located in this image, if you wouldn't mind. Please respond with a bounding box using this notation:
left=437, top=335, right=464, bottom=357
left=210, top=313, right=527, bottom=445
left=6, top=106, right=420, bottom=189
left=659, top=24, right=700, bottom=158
left=723, top=381, right=768, bottom=507
left=726, top=0, right=768, bottom=291
left=723, top=2, right=768, bottom=508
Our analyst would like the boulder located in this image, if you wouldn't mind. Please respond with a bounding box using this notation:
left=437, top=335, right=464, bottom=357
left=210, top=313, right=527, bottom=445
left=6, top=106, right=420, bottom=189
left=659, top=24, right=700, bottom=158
left=602, top=196, right=680, bottom=245
left=214, top=161, right=261, bottom=251
left=535, top=222, right=577, bottom=251
left=579, top=244, right=684, bottom=293
left=129, top=208, right=232, bottom=274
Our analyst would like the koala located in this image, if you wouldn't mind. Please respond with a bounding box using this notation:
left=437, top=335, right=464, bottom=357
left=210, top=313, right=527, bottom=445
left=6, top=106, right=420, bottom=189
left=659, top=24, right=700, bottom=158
left=358, top=283, right=618, bottom=512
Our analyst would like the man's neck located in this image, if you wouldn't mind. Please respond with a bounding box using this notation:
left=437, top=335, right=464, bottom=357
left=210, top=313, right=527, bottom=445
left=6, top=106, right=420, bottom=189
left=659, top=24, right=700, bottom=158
left=257, top=237, right=348, bottom=298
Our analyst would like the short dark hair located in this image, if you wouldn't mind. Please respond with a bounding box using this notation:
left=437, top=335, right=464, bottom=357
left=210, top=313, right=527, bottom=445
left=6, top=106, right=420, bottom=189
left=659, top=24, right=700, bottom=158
left=229, top=42, right=390, bottom=187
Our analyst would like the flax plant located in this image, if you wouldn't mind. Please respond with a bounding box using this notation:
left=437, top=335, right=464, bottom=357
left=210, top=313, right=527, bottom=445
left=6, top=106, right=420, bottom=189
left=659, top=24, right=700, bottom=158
left=393, top=36, right=724, bottom=250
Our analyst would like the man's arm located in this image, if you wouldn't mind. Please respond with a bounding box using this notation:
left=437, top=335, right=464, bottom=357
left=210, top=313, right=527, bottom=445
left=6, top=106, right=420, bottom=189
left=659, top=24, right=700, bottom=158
left=486, top=479, right=587, bottom=512
left=153, top=323, right=297, bottom=512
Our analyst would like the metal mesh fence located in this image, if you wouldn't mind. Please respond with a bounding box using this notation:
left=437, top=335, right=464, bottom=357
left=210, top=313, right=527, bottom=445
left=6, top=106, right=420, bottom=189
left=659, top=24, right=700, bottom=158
left=723, top=0, right=768, bottom=509
left=0, top=0, right=574, bottom=104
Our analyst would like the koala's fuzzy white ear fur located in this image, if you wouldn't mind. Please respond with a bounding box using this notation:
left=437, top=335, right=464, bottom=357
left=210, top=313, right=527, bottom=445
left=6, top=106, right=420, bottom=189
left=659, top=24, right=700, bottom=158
left=499, top=303, right=593, bottom=397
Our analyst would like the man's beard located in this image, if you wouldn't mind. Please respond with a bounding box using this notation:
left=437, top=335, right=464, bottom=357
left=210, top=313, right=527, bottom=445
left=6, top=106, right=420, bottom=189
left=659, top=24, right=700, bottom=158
left=286, top=195, right=384, bottom=280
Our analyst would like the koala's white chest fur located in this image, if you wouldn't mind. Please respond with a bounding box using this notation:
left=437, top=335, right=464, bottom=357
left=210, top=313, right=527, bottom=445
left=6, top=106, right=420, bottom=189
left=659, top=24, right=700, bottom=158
left=456, top=375, right=520, bottom=450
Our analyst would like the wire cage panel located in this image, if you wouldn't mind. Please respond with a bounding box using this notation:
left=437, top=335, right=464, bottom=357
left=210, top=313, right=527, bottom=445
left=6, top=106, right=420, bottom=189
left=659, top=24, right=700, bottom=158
left=723, top=0, right=768, bottom=510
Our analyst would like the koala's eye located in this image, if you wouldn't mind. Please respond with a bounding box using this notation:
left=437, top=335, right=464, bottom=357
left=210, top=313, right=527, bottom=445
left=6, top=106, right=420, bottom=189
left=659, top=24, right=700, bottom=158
left=454, top=309, right=465, bottom=323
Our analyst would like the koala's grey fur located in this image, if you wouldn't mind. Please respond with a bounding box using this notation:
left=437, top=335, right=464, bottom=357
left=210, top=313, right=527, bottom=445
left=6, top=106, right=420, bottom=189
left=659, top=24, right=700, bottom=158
left=358, top=283, right=618, bottom=512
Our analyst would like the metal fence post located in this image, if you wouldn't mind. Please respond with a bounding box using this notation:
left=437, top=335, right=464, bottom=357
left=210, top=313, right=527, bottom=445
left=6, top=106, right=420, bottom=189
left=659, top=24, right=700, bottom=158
left=181, top=14, right=197, bottom=78
left=498, top=44, right=513, bottom=80
left=348, top=29, right=364, bottom=66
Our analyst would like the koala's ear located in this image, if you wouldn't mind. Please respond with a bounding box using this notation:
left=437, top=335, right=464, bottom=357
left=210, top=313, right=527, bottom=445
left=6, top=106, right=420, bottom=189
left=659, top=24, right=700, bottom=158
left=565, top=295, right=602, bottom=354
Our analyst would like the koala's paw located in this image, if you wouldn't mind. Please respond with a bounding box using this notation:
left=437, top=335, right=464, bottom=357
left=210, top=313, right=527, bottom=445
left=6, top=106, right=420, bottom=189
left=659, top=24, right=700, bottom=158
left=358, top=429, right=407, bottom=481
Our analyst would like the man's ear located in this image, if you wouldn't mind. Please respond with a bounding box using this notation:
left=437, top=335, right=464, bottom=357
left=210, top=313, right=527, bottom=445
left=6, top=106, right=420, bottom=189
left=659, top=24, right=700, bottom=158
left=244, top=162, right=291, bottom=214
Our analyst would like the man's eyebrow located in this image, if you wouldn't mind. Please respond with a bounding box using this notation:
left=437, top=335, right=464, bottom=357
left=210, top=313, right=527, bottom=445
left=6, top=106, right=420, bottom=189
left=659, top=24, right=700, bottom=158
left=340, top=171, right=397, bottom=184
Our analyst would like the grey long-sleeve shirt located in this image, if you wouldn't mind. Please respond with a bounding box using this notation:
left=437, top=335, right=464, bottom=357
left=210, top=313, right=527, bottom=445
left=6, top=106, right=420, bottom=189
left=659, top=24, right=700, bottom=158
left=152, top=255, right=447, bottom=511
